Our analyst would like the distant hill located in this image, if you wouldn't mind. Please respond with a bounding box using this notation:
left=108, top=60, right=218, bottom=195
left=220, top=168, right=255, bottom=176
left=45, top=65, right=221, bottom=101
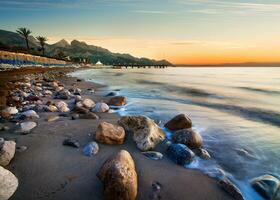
left=0, top=29, right=171, bottom=66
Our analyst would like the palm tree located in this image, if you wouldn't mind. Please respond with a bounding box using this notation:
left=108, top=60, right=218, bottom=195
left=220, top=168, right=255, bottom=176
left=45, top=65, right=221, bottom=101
left=36, top=36, right=47, bottom=56
left=16, top=27, right=32, bottom=51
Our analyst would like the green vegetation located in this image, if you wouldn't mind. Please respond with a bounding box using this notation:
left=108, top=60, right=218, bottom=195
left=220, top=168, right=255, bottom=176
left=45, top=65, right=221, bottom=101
left=16, top=28, right=32, bottom=51
left=36, top=36, right=47, bottom=56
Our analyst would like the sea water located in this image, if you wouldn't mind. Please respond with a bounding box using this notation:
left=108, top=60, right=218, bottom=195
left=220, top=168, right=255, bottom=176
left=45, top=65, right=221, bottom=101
left=70, top=67, right=280, bottom=200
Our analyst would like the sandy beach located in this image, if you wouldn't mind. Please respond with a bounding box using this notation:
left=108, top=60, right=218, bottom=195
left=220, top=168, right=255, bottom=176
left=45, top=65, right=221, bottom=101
left=0, top=67, right=235, bottom=200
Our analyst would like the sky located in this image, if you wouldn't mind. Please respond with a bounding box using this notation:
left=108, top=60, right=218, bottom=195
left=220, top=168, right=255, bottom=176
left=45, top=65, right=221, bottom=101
left=0, top=0, right=280, bottom=65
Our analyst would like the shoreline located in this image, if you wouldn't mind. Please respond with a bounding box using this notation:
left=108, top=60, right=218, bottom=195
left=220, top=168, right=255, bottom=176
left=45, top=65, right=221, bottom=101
left=0, top=67, right=236, bottom=200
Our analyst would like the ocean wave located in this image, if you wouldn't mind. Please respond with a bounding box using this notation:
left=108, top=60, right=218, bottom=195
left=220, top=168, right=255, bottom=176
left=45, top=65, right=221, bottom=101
left=238, top=86, right=280, bottom=95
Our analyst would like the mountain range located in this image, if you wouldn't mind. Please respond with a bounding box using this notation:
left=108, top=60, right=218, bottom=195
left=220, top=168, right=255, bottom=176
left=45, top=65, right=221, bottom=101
left=0, top=29, right=171, bottom=66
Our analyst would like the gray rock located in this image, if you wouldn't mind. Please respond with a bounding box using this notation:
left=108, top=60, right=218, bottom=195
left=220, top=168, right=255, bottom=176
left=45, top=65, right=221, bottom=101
left=82, top=98, right=95, bottom=109
left=63, top=138, right=80, bottom=148
left=0, top=166, right=18, bottom=200
left=16, top=146, right=28, bottom=153
left=0, top=140, right=16, bottom=166
left=20, top=121, right=37, bottom=134
left=92, top=102, right=109, bottom=113
left=251, top=175, right=280, bottom=200
left=83, top=142, right=99, bottom=156
left=118, top=116, right=165, bottom=151
left=142, top=151, right=163, bottom=160
left=193, top=148, right=211, bottom=159
left=219, top=179, right=244, bottom=200
left=167, top=143, right=195, bottom=165
left=21, top=110, right=40, bottom=119
left=0, top=124, right=9, bottom=131
left=79, top=113, right=99, bottom=120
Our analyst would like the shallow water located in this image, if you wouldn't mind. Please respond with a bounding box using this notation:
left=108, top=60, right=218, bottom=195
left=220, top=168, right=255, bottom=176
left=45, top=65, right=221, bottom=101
left=71, top=67, right=280, bottom=200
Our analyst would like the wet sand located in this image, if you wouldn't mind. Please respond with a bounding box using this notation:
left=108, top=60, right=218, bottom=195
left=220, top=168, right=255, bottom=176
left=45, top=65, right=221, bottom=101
left=0, top=67, right=234, bottom=200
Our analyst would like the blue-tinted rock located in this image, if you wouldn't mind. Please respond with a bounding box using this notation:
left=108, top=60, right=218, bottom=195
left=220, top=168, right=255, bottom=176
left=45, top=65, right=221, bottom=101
left=167, top=143, right=195, bottom=165
left=83, top=142, right=99, bottom=156
left=251, top=175, right=280, bottom=200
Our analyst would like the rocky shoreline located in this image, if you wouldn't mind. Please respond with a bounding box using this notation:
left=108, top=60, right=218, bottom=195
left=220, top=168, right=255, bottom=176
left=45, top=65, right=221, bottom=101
left=0, top=67, right=278, bottom=200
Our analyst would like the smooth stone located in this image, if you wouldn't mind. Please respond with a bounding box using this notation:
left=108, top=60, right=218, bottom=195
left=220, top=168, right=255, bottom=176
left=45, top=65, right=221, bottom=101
left=47, top=105, right=58, bottom=112
left=20, top=122, right=37, bottom=134
left=75, top=95, right=82, bottom=102
left=0, top=140, right=16, bottom=166
left=108, top=96, right=126, bottom=106
left=1, top=107, right=18, bottom=116
left=95, top=122, right=125, bottom=145
left=172, top=128, right=203, bottom=149
left=83, top=141, right=99, bottom=156
left=92, top=102, right=109, bottom=113
left=251, top=175, right=280, bottom=200
left=142, top=151, right=163, bottom=160
left=82, top=98, right=95, bottom=109
left=192, top=148, right=211, bottom=159
left=0, top=124, right=9, bottom=131
left=16, top=146, right=28, bottom=153
left=21, top=110, right=40, bottom=119
left=74, top=105, right=89, bottom=114
left=79, top=113, right=99, bottom=120
left=97, top=150, right=137, bottom=200
left=118, top=116, right=165, bottom=151
left=0, top=166, right=18, bottom=200
left=47, top=116, right=60, bottom=122
left=54, top=90, right=71, bottom=100
left=43, top=90, right=53, bottom=96
left=0, top=138, right=4, bottom=149
left=106, top=92, right=117, bottom=97
left=55, top=101, right=70, bottom=113
left=63, top=138, right=80, bottom=148
left=26, top=95, right=41, bottom=102
left=164, top=114, right=192, bottom=131
left=219, top=179, right=244, bottom=200
left=166, top=143, right=195, bottom=165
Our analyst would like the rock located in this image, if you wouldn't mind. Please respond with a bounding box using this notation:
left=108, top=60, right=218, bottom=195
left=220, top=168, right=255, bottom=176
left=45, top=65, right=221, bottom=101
left=21, top=110, right=40, bottom=119
left=172, top=128, right=203, bottom=149
left=95, top=122, right=125, bottom=145
left=47, top=116, right=60, bottom=122
left=16, top=146, right=28, bottom=153
left=20, top=122, right=37, bottom=134
left=43, top=90, right=53, bottom=96
left=92, top=102, right=110, bottom=113
left=166, top=143, right=195, bottom=165
left=0, top=124, right=9, bottom=131
left=63, top=138, right=80, bottom=148
left=118, top=116, right=165, bottom=151
left=106, top=92, right=118, bottom=97
left=26, top=95, right=40, bottom=102
left=71, top=114, right=80, bottom=120
left=0, top=140, right=16, bottom=166
left=1, top=107, right=18, bottom=118
left=55, top=101, right=70, bottom=113
left=75, top=95, right=82, bottom=102
left=83, top=142, right=99, bottom=156
left=97, top=150, right=137, bottom=200
left=164, top=114, right=192, bottom=131
left=142, top=151, right=163, bottom=160
left=73, top=105, right=89, bottom=114
left=108, top=96, right=126, bottom=106
left=0, top=166, right=18, bottom=200
left=35, top=86, right=42, bottom=91
left=251, top=175, right=280, bottom=200
left=79, top=113, right=99, bottom=120
left=193, top=148, right=211, bottom=159
left=0, top=138, right=4, bottom=149
left=219, top=179, right=244, bottom=200
left=82, top=98, right=95, bottom=109
left=47, top=105, right=58, bottom=112
left=54, top=89, right=71, bottom=100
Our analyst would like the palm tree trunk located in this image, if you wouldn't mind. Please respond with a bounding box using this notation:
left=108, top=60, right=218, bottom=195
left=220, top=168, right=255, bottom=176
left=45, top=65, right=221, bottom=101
left=25, top=37, right=30, bottom=51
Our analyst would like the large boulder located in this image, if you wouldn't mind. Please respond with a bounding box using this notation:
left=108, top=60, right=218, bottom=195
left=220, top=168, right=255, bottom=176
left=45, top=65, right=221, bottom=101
left=118, top=116, right=165, bottom=151
left=164, top=114, right=192, bottom=131
left=82, top=98, right=95, bottom=109
left=172, top=128, right=203, bottom=149
left=96, top=122, right=125, bottom=145
left=108, top=96, right=126, bottom=106
left=0, top=139, right=16, bottom=166
left=97, top=150, right=137, bottom=200
left=0, top=166, right=18, bottom=200
left=167, top=143, right=195, bottom=165
left=251, top=175, right=280, bottom=200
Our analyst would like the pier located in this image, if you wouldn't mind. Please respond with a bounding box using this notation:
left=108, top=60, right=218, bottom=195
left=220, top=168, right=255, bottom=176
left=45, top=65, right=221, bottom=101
left=112, top=64, right=168, bottom=69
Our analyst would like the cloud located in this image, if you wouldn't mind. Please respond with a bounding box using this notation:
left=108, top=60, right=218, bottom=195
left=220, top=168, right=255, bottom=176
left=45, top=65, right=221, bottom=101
left=131, top=10, right=174, bottom=14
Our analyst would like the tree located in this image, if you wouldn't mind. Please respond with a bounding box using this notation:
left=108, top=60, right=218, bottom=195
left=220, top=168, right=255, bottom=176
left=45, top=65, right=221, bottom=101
left=16, top=27, right=32, bottom=51
left=36, top=36, right=47, bottom=56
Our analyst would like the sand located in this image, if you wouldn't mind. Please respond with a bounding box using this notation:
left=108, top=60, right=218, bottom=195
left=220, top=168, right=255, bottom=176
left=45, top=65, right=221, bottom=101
left=0, top=67, right=234, bottom=200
